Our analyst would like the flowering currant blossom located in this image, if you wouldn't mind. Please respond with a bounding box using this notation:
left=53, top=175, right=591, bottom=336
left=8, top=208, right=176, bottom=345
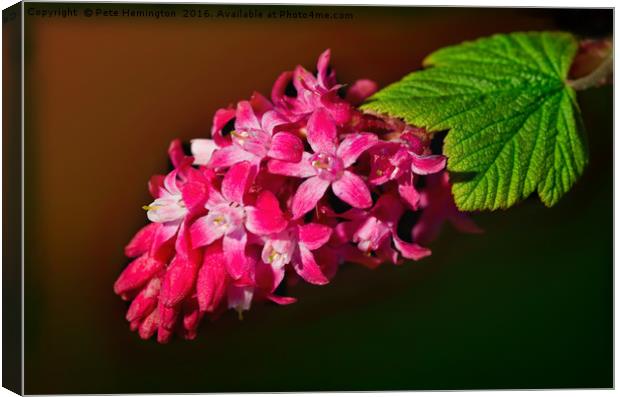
left=368, top=129, right=446, bottom=210
left=203, top=98, right=304, bottom=170
left=337, top=194, right=431, bottom=264
left=115, top=49, right=480, bottom=342
left=268, top=108, right=378, bottom=219
left=271, top=49, right=353, bottom=125
left=189, top=161, right=288, bottom=279
left=260, top=222, right=333, bottom=285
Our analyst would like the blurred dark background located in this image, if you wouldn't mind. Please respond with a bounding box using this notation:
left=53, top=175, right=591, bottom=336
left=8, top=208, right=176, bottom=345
left=22, top=5, right=612, bottom=393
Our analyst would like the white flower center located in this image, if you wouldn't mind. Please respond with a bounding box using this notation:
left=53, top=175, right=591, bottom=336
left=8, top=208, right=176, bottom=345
left=206, top=203, right=245, bottom=234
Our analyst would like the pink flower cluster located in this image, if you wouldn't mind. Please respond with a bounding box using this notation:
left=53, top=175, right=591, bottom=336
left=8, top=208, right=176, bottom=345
left=114, top=50, right=481, bottom=343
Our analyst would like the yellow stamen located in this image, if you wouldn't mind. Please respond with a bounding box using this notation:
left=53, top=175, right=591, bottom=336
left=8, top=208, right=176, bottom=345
left=268, top=251, right=280, bottom=263
left=231, top=130, right=248, bottom=140
left=236, top=307, right=244, bottom=321
left=142, top=205, right=160, bottom=211
left=312, top=160, right=328, bottom=169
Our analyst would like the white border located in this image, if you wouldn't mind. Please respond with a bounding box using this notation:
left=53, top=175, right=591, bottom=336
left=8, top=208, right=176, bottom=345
left=0, top=1, right=615, bottom=396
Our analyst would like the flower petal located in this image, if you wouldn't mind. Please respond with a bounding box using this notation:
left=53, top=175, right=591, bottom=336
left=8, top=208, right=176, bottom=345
left=181, top=297, right=202, bottom=340
left=267, top=295, right=297, bottom=305
left=306, top=108, right=338, bottom=155
left=190, top=139, right=218, bottom=166
left=313, top=246, right=340, bottom=280
left=157, top=301, right=179, bottom=331
left=255, top=251, right=296, bottom=304
left=205, top=184, right=227, bottom=208
left=163, top=169, right=181, bottom=195
left=298, top=223, right=332, bottom=250
left=114, top=254, right=165, bottom=297
left=410, top=153, right=446, bottom=175
left=376, top=238, right=399, bottom=264
left=250, top=91, right=273, bottom=116
left=268, top=152, right=316, bottom=178
left=291, top=176, right=330, bottom=220
left=316, top=49, right=337, bottom=88
left=337, top=133, right=378, bottom=168
left=159, top=253, right=200, bottom=307
left=148, top=175, right=165, bottom=198
left=168, top=139, right=185, bottom=168
left=138, top=310, right=159, bottom=340
left=332, top=171, right=372, bottom=209
left=392, top=234, right=431, bottom=261
left=260, top=110, right=289, bottom=136
left=345, top=79, right=378, bottom=105
left=293, top=246, right=329, bottom=285
left=190, top=215, right=224, bottom=248
left=208, top=145, right=256, bottom=169
left=196, top=242, right=229, bottom=312
left=221, top=161, right=256, bottom=204
left=180, top=173, right=209, bottom=214
left=126, top=277, right=161, bottom=322
left=223, top=227, right=248, bottom=280
left=271, top=70, right=294, bottom=104
left=320, top=90, right=352, bottom=125
left=235, top=100, right=261, bottom=132
left=255, top=260, right=285, bottom=293
left=245, top=190, right=288, bottom=235
left=398, top=183, right=421, bottom=210
left=124, top=223, right=159, bottom=258
left=353, top=216, right=390, bottom=252
left=149, top=220, right=180, bottom=258
left=294, top=65, right=317, bottom=93
left=372, top=193, right=405, bottom=224
left=211, top=107, right=236, bottom=147
left=157, top=326, right=174, bottom=344
left=268, top=132, right=303, bottom=162
left=227, top=284, right=254, bottom=313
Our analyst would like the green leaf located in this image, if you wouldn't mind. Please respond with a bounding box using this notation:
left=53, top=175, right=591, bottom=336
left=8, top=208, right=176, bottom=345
left=362, top=32, right=587, bottom=211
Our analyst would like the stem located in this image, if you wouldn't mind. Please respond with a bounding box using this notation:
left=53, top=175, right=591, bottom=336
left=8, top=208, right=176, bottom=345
left=568, top=50, right=613, bottom=91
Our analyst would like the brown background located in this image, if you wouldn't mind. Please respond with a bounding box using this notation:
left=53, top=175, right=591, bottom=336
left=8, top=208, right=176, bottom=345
left=22, top=5, right=612, bottom=393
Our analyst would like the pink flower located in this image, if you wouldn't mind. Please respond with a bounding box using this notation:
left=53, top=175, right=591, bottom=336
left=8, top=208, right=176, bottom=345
left=205, top=98, right=304, bottom=169
left=337, top=194, right=431, bottom=264
left=271, top=49, right=352, bottom=125
left=209, top=106, right=236, bottom=147
left=190, top=162, right=288, bottom=279
left=345, top=79, right=379, bottom=106
left=369, top=130, right=446, bottom=209
left=268, top=108, right=378, bottom=219
left=261, top=222, right=332, bottom=285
